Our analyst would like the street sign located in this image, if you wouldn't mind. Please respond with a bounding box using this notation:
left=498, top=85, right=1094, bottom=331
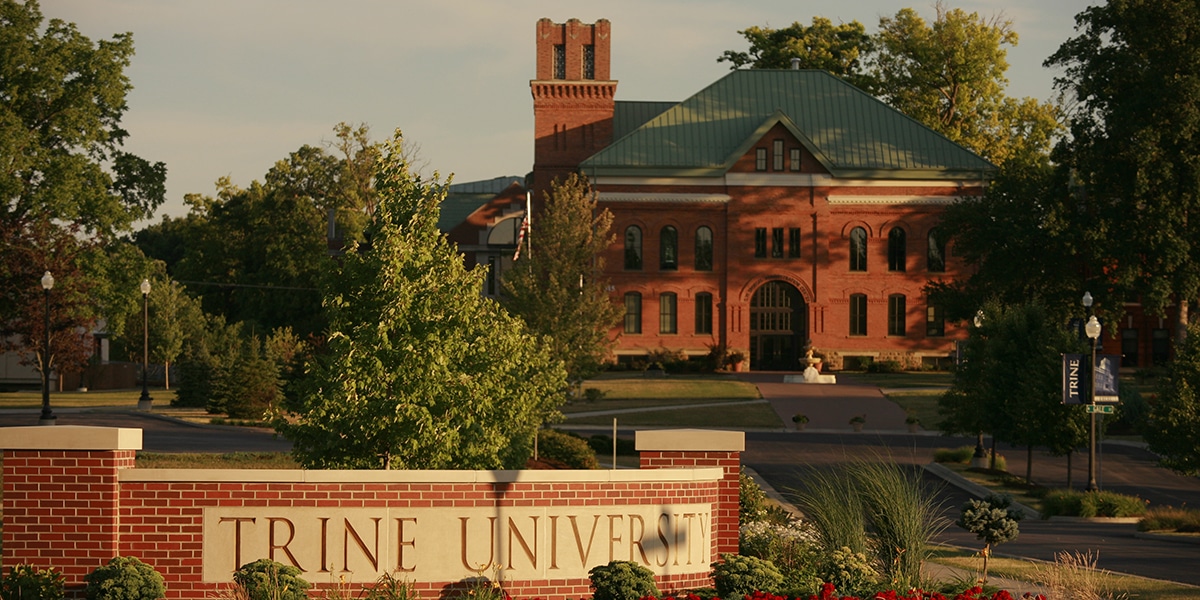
left=1086, top=404, right=1115, bottom=414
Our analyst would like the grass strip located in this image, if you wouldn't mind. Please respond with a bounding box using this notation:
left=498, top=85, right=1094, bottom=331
left=567, top=402, right=782, bottom=428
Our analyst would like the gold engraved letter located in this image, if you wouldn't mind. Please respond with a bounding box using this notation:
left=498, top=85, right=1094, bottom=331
left=268, top=518, right=303, bottom=570
left=218, top=517, right=256, bottom=572
left=395, top=518, right=417, bottom=572
left=507, top=516, right=539, bottom=570
left=343, top=517, right=382, bottom=572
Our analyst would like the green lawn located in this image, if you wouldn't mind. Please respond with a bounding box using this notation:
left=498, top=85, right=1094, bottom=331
left=581, top=374, right=760, bottom=400
left=135, top=452, right=298, bottom=469
left=882, top=388, right=944, bottom=430
left=930, top=546, right=1200, bottom=600
left=0, top=388, right=177, bottom=408
left=837, top=371, right=953, bottom=389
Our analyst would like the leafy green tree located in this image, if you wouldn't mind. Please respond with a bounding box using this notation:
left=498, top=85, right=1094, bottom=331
left=717, top=18, right=875, bottom=89
left=501, top=174, right=621, bottom=381
left=1145, top=322, right=1200, bottom=476
left=719, top=3, right=1062, bottom=167
left=276, top=131, right=567, bottom=470
left=939, top=302, right=1087, bottom=482
left=123, top=277, right=205, bottom=389
left=956, top=494, right=1022, bottom=583
left=871, top=3, right=1061, bottom=165
left=1047, top=0, right=1200, bottom=342
left=0, top=0, right=165, bottom=236
left=926, top=163, right=1092, bottom=319
left=136, top=123, right=382, bottom=337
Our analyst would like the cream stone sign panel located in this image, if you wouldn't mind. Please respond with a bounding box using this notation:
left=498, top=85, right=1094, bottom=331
left=202, top=504, right=713, bottom=583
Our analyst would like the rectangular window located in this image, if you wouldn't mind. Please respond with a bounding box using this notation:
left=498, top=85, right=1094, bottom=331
left=773, top=140, right=784, bottom=171
left=754, top=228, right=767, bottom=258
left=926, top=305, right=945, bottom=337
left=1152, top=328, right=1170, bottom=365
left=790, top=148, right=802, bottom=171
left=850, top=294, right=867, bottom=336
left=1122, top=328, right=1139, bottom=368
left=755, top=148, right=767, bottom=171
left=624, top=293, right=641, bottom=334
left=788, top=227, right=801, bottom=258
left=771, top=228, right=784, bottom=258
left=553, top=44, right=566, bottom=79
left=583, top=44, right=595, bottom=79
left=695, top=293, right=713, bottom=334
left=888, top=295, right=906, bottom=336
left=659, top=293, right=677, bottom=334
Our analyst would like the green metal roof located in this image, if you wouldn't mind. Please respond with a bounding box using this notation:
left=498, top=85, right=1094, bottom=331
left=438, top=175, right=523, bottom=231
left=582, top=69, right=994, bottom=179
left=613, top=101, right=676, bottom=139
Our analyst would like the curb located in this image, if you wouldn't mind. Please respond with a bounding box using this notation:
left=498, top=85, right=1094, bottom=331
left=922, top=462, right=1041, bottom=519
left=1133, top=531, right=1200, bottom=546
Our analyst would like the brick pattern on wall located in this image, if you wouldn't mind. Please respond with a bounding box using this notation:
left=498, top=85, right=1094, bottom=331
left=2, top=449, right=135, bottom=596
left=639, top=450, right=740, bottom=557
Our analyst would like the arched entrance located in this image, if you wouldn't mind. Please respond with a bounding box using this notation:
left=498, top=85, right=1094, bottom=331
left=749, top=281, right=808, bottom=371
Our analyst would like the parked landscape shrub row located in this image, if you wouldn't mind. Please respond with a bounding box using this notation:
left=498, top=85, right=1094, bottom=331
left=1039, top=489, right=1147, bottom=519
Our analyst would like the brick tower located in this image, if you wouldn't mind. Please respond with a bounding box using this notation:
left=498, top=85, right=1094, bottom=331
left=530, top=18, right=616, bottom=198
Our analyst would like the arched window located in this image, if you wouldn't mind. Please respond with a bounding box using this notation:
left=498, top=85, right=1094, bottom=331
left=849, top=227, right=867, bottom=271
left=660, top=226, right=678, bottom=270
left=695, top=227, right=713, bottom=271
left=624, top=292, right=642, bottom=333
left=850, top=293, right=867, bottom=335
left=624, top=226, right=642, bottom=270
left=659, top=293, right=677, bottom=334
left=888, top=227, right=907, bottom=272
left=695, top=292, right=713, bottom=334
left=928, top=228, right=946, bottom=272
left=888, top=294, right=906, bottom=336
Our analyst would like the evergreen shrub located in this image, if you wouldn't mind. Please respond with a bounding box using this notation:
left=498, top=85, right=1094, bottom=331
left=588, top=561, right=659, bottom=600
left=83, top=556, right=165, bottom=600
left=233, top=559, right=310, bottom=600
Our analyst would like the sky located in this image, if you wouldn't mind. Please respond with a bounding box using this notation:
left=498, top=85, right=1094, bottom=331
left=49, top=0, right=1096, bottom=223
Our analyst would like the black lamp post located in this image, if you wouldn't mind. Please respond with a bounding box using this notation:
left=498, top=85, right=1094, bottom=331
left=1083, top=291, right=1102, bottom=491
left=39, top=271, right=56, bottom=425
left=970, top=309, right=988, bottom=468
left=138, top=278, right=153, bottom=411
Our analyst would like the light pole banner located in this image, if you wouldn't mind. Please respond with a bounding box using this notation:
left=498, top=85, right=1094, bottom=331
left=1095, top=354, right=1121, bottom=403
left=1062, top=354, right=1085, bottom=404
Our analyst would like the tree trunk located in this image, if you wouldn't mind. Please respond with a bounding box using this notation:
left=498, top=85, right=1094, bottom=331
left=1178, top=299, right=1190, bottom=343
left=165, top=361, right=171, bottom=390
left=1067, top=450, right=1073, bottom=489
left=1026, top=444, right=1034, bottom=484
left=982, top=542, right=991, bottom=583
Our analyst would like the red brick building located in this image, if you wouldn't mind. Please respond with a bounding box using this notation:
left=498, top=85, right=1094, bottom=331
left=450, top=18, right=998, bottom=371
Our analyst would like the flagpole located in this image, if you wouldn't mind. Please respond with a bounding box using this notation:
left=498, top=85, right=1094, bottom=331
left=525, top=190, right=532, bottom=260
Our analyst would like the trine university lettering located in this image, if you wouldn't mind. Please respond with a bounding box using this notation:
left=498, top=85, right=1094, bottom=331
left=202, top=505, right=711, bottom=583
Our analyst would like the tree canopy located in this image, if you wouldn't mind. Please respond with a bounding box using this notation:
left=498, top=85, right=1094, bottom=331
left=276, top=131, right=567, bottom=470
left=1047, top=0, right=1200, bottom=339
left=501, top=174, right=621, bottom=381
left=718, top=3, right=1061, bottom=167
left=0, top=0, right=165, bottom=236
left=1144, top=321, right=1200, bottom=476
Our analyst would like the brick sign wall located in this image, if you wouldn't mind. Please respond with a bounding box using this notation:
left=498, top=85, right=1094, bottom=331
left=1, top=427, right=742, bottom=600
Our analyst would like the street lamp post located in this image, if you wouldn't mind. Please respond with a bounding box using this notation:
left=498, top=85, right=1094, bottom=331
left=39, top=271, right=56, bottom=425
left=1083, top=292, right=1101, bottom=492
left=970, top=309, right=988, bottom=468
left=138, top=278, right=153, bottom=411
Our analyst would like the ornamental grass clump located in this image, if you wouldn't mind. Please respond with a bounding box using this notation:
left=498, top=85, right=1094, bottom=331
left=1030, top=550, right=1123, bottom=600
left=848, top=460, right=947, bottom=590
